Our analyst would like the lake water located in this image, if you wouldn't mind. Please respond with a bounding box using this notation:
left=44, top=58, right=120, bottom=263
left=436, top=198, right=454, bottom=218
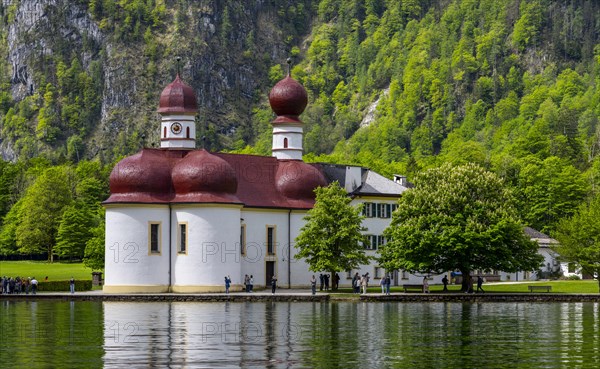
left=0, top=300, right=599, bottom=368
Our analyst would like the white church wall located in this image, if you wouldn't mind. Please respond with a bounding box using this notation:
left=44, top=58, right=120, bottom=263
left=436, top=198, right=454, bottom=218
left=240, top=209, right=290, bottom=289
left=104, top=206, right=171, bottom=292
left=171, top=205, right=242, bottom=292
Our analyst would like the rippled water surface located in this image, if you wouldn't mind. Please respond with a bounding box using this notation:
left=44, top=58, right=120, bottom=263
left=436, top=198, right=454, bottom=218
left=1, top=300, right=599, bottom=368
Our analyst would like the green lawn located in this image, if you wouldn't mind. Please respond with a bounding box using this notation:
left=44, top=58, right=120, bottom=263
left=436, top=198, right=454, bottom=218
left=332, top=280, right=600, bottom=294
left=0, top=261, right=94, bottom=280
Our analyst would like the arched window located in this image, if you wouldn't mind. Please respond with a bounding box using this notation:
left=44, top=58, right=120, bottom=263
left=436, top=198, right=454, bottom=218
left=283, top=137, right=288, bottom=148
left=163, top=126, right=167, bottom=138
left=186, top=126, right=190, bottom=138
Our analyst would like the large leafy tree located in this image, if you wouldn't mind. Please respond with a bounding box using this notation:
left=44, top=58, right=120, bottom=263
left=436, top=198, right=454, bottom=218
left=295, top=181, right=370, bottom=285
left=54, top=203, right=96, bottom=260
left=16, top=166, right=73, bottom=261
left=380, top=163, right=543, bottom=291
left=553, top=196, right=600, bottom=292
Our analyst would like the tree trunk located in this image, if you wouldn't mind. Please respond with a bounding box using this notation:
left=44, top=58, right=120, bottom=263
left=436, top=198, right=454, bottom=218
left=461, top=270, right=472, bottom=293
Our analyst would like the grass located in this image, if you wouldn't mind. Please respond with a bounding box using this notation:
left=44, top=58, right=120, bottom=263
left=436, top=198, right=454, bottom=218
left=0, top=260, right=94, bottom=280
left=330, top=280, right=599, bottom=295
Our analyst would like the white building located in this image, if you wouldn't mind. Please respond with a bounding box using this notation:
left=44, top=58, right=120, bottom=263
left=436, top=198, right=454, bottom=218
left=103, top=71, right=564, bottom=293
left=103, top=72, right=410, bottom=293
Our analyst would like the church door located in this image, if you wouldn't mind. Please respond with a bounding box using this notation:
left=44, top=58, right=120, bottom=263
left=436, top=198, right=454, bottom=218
left=266, top=261, right=275, bottom=287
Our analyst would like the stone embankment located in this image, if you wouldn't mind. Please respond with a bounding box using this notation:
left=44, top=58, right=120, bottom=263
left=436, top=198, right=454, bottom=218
left=2, top=292, right=600, bottom=302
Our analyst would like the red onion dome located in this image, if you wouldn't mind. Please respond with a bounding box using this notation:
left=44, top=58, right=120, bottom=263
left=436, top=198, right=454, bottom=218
left=157, top=74, right=198, bottom=114
left=171, top=150, right=240, bottom=203
left=106, top=149, right=173, bottom=203
left=276, top=161, right=327, bottom=200
left=268, top=76, right=308, bottom=123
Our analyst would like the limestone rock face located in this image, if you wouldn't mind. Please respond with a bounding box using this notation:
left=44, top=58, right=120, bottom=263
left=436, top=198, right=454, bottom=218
left=0, top=0, right=313, bottom=161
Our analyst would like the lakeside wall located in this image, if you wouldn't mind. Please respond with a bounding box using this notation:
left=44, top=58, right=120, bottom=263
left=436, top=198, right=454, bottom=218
left=1, top=293, right=599, bottom=302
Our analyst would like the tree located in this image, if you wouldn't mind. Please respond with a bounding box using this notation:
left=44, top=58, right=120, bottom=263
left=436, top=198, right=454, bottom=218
left=84, top=218, right=105, bottom=271
left=16, top=167, right=72, bottom=261
left=553, top=196, right=600, bottom=292
left=54, top=203, right=96, bottom=260
left=294, top=182, right=371, bottom=287
left=380, top=163, right=543, bottom=291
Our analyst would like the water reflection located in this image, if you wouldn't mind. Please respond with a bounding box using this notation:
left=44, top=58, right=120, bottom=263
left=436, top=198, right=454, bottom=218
left=1, top=300, right=599, bottom=368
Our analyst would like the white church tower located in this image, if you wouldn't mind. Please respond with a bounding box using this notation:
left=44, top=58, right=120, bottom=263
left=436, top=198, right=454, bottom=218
left=269, top=62, right=308, bottom=160
left=158, top=73, right=198, bottom=149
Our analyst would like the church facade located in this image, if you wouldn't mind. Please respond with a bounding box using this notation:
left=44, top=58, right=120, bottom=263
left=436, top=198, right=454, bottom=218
left=103, top=72, right=409, bottom=293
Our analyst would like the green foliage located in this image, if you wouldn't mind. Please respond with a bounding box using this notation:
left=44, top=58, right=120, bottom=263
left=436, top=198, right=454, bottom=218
left=295, top=182, right=371, bottom=273
left=54, top=203, right=96, bottom=259
left=37, top=279, right=92, bottom=292
left=380, top=163, right=543, bottom=289
left=84, top=221, right=105, bottom=271
left=553, top=195, right=600, bottom=292
left=16, top=166, right=73, bottom=260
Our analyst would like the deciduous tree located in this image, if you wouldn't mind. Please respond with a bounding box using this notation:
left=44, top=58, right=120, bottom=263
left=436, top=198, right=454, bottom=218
left=295, top=182, right=370, bottom=286
left=553, top=195, right=600, bottom=292
left=380, top=163, right=543, bottom=291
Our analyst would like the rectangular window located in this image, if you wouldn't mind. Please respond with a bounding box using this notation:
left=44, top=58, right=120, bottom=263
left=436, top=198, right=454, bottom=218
left=391, top=204, right=398, bottom=214
left=178, top=223, right=188, bottom=254
left=240, top=224, right=246, bottom=255
left=148, top=222, right=161, bottom=255
left=363, top=202, right=373, bottom=217
left=401, top=270, right=408, bottom=280
left=267, top=226, right=275, bottom=255
left=346, top=270, right=352, bottom=279
left=374, top=266, right=382, bottom=279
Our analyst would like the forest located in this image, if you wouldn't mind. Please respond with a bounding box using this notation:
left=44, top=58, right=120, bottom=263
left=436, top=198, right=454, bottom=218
left=0, top=0, right=599, bottom=261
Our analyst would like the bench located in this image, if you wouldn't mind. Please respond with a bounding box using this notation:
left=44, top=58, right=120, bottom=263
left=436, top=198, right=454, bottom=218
left=528, top=285, right=552, bottom=293
left=403, top=284, right=424, bottom=293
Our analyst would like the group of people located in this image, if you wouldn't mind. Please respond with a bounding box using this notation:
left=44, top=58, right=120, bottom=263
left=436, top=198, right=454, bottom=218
left=227, top=275, right=278, bottom=294
left=1, top=276, right=38, bottom=294
left=317, top=273, right=341, bottom=291
left=352, top=272, right=371, bottom=294
left=379, top=274, right=392, bottom=295
left=243, top=275, right=254, bottom=293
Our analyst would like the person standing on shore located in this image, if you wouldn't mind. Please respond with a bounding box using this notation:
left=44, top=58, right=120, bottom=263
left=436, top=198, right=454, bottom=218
left=477, top=276, right=485, bottom=293
left=423, top=276, right=430, bottom=293
left=385, top=274, right=391, bottom=295
left=224, top=276, right=231, bottom=294
left=310, top=275, right=316, bottom=295
left=70, top=277, right=75, bottom=294
left=271, top=275, right=277, bottom=294
left=442, top=275, right=449, bottom=292
left=31, top=277, right=38, bottom=295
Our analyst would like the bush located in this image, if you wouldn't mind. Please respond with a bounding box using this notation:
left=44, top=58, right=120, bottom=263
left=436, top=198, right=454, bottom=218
left=36, top=279, right=92, bottom=292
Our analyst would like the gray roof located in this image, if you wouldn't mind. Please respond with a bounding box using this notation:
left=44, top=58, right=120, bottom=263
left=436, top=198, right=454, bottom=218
left=317, top=163, right=408, bottom=197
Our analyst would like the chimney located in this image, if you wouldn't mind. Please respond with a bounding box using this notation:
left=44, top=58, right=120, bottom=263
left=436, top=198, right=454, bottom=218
left=393, top=174, right=407, bottom=187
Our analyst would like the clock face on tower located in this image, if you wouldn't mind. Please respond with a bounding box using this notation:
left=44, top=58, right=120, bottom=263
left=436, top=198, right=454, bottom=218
left=170, top=122, right=182, bottom=134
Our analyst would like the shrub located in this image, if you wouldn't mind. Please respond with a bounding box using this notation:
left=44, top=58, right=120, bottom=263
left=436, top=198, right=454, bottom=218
left=36, top=279, right=92, bottom=292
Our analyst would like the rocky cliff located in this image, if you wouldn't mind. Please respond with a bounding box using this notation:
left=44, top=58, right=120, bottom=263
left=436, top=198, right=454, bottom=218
left=0, top=0, right=313, bottom=162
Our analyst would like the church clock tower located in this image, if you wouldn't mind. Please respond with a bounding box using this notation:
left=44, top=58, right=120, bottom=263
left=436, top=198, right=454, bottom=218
left=157, top=73, right=198, bottom=149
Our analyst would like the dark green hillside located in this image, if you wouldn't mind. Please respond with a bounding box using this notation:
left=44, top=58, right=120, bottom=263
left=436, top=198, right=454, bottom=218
left=1, top=0, right=600, bottom=259
left=292, top=0, right=599, bottom=233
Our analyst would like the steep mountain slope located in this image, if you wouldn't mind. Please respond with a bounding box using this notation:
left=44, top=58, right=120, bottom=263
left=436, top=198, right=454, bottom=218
left=0, top=0, right=313, bottom=161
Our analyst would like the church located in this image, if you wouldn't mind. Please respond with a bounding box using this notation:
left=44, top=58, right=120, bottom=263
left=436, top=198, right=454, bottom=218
left=102, top=71, right=409, bottom=293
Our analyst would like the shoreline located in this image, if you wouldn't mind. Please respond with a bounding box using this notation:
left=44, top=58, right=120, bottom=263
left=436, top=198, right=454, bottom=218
left=1, top=291, right=599, bottom=302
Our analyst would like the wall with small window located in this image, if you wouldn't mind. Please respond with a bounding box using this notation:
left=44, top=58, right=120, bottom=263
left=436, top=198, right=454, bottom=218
left=104, top=205, right=171, bottom=292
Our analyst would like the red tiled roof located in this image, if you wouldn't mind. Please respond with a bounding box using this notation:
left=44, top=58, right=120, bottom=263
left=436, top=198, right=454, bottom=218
left=104, top=149, right=327, bottom=209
